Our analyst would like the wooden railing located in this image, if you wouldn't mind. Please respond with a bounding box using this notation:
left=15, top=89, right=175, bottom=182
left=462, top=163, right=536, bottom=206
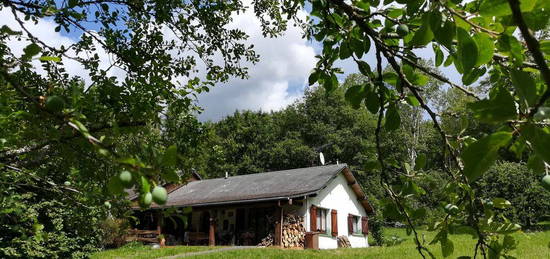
left=126, top=229, right=160, bottom=243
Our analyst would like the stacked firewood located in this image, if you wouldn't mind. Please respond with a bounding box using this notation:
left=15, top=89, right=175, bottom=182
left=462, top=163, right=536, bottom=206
left=281, top=214, right=305, bottom=248
left=257, top=233, right=274, bottom=247
left=257, top=214, right=306, bottom=248
left=337, top=236, right=351, bottom=248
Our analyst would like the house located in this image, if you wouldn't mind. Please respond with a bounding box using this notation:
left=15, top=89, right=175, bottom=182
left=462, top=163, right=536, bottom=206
left=131, top=164, right=374, bottom=249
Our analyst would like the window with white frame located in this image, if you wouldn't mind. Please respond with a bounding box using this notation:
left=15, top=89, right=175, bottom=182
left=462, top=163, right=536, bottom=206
left=316, top=207, right=329, bottom=233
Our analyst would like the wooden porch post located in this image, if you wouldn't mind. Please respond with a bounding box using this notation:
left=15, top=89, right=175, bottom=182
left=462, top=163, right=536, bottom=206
left=209, top=216, right=216, bottom=246
left=274, top=206, right=283, bottom=246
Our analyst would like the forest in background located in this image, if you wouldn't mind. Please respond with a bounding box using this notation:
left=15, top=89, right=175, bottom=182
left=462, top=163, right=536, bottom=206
left=176, top=71, right=550, bottom=238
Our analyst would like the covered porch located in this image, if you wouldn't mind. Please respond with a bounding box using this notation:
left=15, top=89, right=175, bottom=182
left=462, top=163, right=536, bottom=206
left=132, top=198, right=305, bottom=247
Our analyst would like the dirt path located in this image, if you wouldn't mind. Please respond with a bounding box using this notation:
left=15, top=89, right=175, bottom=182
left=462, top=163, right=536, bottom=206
left=159, top=246, right=259, bottom=259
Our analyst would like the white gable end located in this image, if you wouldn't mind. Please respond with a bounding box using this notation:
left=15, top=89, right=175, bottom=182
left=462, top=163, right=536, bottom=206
left=303, top=173, right=369, bottom=249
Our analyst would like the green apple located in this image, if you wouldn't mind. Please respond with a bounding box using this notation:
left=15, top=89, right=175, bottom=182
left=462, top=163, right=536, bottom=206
left=396, top=24, right=409, bottom=37
left=118, top=170, right=133, bottom=188
left=152, top=186, right=168, bottom=205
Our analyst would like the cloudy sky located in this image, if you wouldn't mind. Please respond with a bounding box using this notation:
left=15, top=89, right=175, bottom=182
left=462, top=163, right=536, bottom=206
left=1, top=4, right=462, bottom=122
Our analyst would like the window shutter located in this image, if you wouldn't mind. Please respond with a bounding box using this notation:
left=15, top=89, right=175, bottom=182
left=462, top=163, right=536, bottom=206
left=361, top=216, right=369, bottom=235
left=331, top=210, right=338, bottom=237
left=310, top=205, right=317, bottom=232
left=347, top=214, right=353, bottom=234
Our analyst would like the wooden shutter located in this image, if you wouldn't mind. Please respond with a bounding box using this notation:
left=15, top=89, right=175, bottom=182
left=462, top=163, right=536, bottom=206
left=347, top=214, right=353, bottom=234
left=310, top=205, right=317, bottom=232
left=331, top=210, right=338, bottom=237
left=361, top=216, right=369, bottom=235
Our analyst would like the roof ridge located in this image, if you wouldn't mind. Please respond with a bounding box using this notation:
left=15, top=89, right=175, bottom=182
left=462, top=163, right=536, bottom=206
left=204, top=163, right=347, bottom=181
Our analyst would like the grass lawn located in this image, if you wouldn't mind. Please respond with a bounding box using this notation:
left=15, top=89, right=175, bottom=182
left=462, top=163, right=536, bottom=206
left=91, top=228, right=550, bottom=259
left=89, top=244, right=215, bottom=259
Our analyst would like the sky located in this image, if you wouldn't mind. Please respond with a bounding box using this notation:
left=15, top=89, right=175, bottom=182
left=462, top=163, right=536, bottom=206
left=1, top=3, right=464, bottom=122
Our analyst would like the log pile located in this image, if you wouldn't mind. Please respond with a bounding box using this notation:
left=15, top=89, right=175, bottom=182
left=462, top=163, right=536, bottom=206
left=258, top=214, right=305, bottom=248
left=337, top=236, right=351, bottom=248
left=257, top=233, right=274, bottom=247
left=281, top=214, right=305, bottom=248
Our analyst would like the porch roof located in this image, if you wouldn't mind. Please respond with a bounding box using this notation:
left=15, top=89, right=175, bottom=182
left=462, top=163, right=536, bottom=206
left=147, top=164, right=373, bottom=214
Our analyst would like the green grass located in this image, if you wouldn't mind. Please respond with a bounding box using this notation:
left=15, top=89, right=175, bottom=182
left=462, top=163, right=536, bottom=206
left=89, top=243, right=215, bottom=259
left=92, top=229, right=550, bottom=259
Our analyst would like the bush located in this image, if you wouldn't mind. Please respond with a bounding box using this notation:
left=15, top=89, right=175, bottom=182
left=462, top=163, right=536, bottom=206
left=100, top=217, right=130, bottom=248
left=476, top=161, right=550, bottom=229
left=0, top=169, right=106, bottom=258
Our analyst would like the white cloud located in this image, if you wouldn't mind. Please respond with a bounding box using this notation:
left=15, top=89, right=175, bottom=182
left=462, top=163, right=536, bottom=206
left=196, top=8, right=316, bottom=121
left=1, top=9, right=125, bottom=85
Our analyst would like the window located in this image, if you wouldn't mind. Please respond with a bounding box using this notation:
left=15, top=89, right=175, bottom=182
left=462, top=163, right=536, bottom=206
left=348, top=214, right=361, bottom=234
left=316, top=208, right=329, bottom=233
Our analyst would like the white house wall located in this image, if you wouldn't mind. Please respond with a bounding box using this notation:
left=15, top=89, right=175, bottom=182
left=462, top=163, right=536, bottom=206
left=303, top=173, right=369, bottom=249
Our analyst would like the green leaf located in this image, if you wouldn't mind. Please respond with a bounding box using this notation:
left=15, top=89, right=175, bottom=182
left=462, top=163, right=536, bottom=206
left=405, top=95, right=420, bottom=107
left=414, top=154, right=426, bottom=170
left=68, top=0, right=78, bottom=8
left=522, top=124, right=550, bottom=163
left=492, top=198, right=512, bottom=209
left=510, top=70, right=537, bottom=107
left=365, top=90, right=380, bottom=114
left=39, top=56, right=61, bottom=62
left=456, top=28, right=478, bottom=73
left=357, top=60, right=372, bottom=76
left=161, top=145, right=178, bottom=167
left=473, top=33, right=494, bottom=66
left=345, top=84, right=367, bottom=109
left=339, top=41, right=352, bottom=59
left=462, top=131, right=513, bottom=181
left=308, top=70, right=319, bottom=86
left=23, top=43, right=41, bottom=59
left=385, top=104, right=401, bottom=131
left=162, top=169, right=180, bottom=183
left=434, top=20, right=455, bottom=50
left=462, top=67, right=486, bottom=86
left=441, top=237, right=454, bottom=257
left=410, top=14, right=434, bottom=47
left=0, top=25, right=21, bottom=35
left=527, top=154, right=545, bottom=174
left=139, top=175, right=151, bottom=194
left=468, top=87, right=517, bottom=123
left=479, top=0, right=537, bottom=17
left=541, top=40, right=550, bottom=55
left=433, top=44, right=444, bottom=67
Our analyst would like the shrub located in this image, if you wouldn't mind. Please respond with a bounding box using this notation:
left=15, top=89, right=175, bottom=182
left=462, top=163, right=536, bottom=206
left=476, top=162, right=550, bottom=229
left=100, top=217, right=130, bottom=248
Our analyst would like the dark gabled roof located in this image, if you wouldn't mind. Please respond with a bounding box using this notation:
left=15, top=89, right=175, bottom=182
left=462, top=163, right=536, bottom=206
left=162, top=164, right=347, bottom=207
left=141, top=164, right=374, bottom=214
